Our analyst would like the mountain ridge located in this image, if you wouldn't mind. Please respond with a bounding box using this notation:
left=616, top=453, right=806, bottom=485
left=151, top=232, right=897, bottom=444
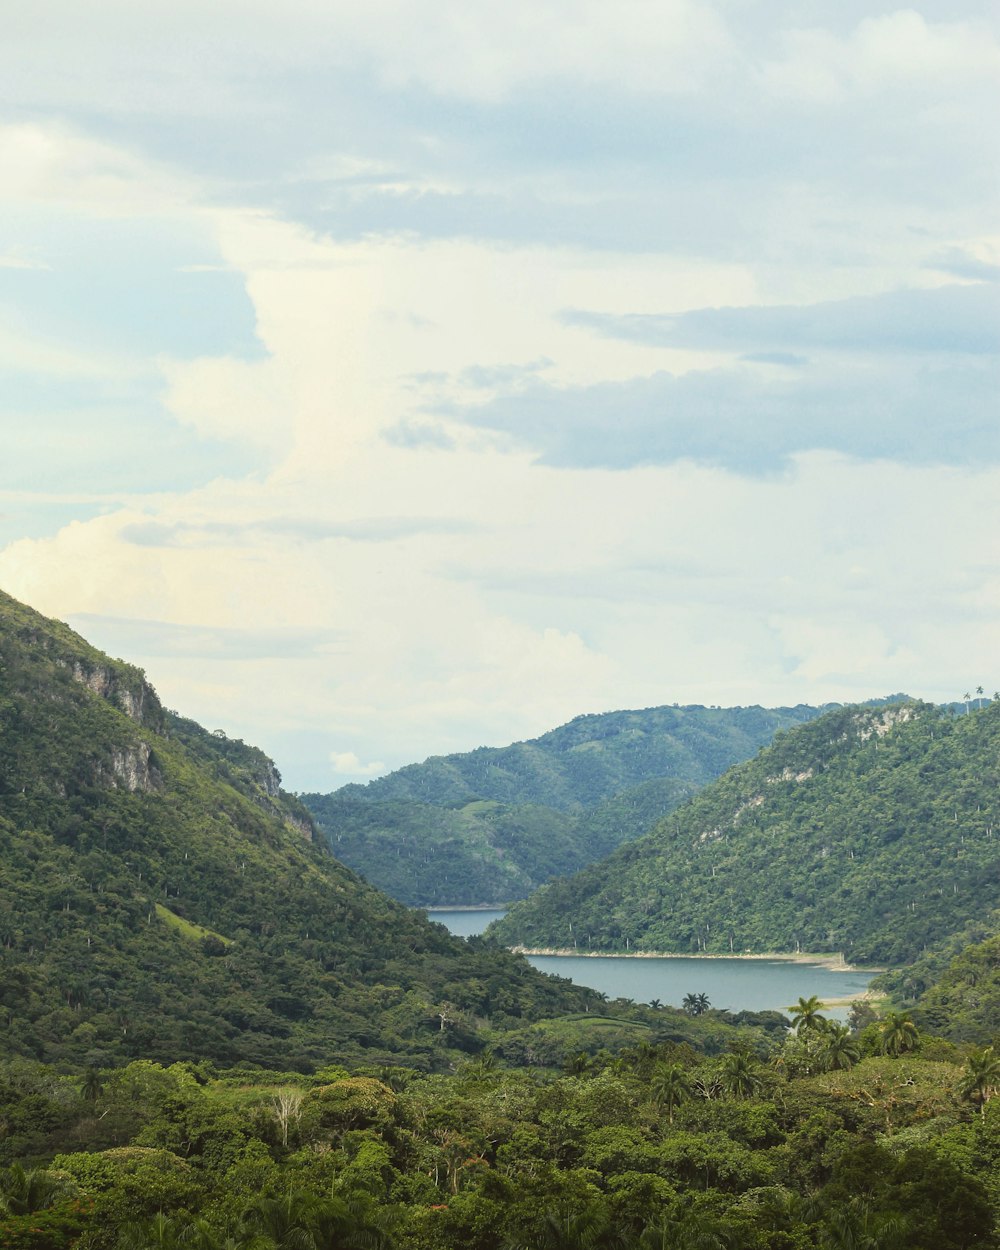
left=303, top=702, right=832, bottom=905
left=490, top=697, right=1000, bottom=967
left=0, top=588, right=600, bottom=1072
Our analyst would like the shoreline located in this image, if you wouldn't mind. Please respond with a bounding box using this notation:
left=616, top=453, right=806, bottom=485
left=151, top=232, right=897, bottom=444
left=424, top=903, right=512, bottom=913
left=511, top=946, right=884, bottom=974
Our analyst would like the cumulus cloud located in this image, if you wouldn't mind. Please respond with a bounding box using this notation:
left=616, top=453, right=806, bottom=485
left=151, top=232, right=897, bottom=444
left=330, top=751, right=386, bottom=778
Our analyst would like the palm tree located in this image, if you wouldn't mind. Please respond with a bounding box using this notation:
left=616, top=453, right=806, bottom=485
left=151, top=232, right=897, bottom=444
left=959, top=1046, right=1000, bottom=1116
left=0, top=1163, right=75, bottom=1216
left=976, top=685, right=985, bottom=709
left=964, top=692, right=972, bottom=714
left=638, top=1211, right=728, bottom=1250
left=505, top=1199, right=610, bottom=1250
left=878, top=1010, right=919, bottom=1057
left=820, top=1197, right=907, bottom=1249
left=239, top=1188, right=322, bottom=1246
left=681, top=993, right=710, bottom=1016
left=821, top=1023, right=861, bottom=1072
left=650, top=1064, right=692, bottom=1123
left=80, top=1066, right=104, bottom=1102
left=719, top=1050, right=761, bottom=1099
left=564, top=1051, right=591, bottom=1076
left=789, top=995, right=827, bottom=1034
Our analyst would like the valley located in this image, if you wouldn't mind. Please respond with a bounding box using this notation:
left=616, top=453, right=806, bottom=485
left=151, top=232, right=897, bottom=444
left=2, top=588, right=999, bottom=1250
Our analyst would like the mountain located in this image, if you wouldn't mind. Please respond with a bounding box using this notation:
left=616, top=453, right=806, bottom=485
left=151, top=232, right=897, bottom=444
left=490, top=698, right=1000, bottom=967
left=303, top=703, right=827, bottom=906
left=0, top=589, right=599, bottom=1072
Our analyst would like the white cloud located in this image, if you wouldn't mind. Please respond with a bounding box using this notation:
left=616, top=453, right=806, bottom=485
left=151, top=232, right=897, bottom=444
left=1, top=7, right=998, bottom=790
left=759, top=11, right=1000, bottom=102
left=330, top=751, right=386, bottom=777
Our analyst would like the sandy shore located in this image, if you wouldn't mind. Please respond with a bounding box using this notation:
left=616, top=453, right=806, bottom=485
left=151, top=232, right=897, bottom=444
left=510, top=946, right=883, bottom=974
left=424, top=903, right=512, bottom=912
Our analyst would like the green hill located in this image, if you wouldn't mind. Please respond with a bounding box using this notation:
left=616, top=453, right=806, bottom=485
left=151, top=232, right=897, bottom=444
left=303, top=703, right=826, bottom=905
left=0, top=589, right=600, bottom=1072
left=490, top=698, right=1000, bottom=967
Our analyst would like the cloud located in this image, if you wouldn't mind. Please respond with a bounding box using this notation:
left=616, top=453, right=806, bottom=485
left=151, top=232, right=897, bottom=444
left=330, top=751, right=386, bottom=778
left=448, top=352, right=999, bottom=473
left=119, top=516, right=480, bottom=548
left=560, top=283, right=1000, bottom=356
left=925, top=246, right=1000, bottom=283
left=67, top=614, right=345, bottom=662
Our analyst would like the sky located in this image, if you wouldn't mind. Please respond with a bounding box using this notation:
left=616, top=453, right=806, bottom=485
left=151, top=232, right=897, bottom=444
left=1, top=1, right=998, bottom=791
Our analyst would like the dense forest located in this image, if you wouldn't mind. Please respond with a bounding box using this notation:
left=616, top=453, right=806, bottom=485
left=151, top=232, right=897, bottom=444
left=303, top=704, right=827, bottom=906
left=490, top=699, right=1000, bottom=966
left=4, top=588, right=1000, bottom=1248
left=0, top=590, right=610, bottom=1071
left=4, top=1001, right=1000, bottom=1250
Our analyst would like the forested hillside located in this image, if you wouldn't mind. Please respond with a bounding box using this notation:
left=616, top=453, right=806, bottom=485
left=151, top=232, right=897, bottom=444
left=0, top=590, right=607, bottom=1072
left=491, top=699, right=1000, bottom=966
left=303, top=703, right=826, bottom=905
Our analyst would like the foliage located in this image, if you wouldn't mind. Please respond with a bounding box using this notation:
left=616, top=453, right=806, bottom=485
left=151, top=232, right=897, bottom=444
left=492, top=700, right=1000, bottom=966
left=302, top=705, right=827, bottom=906
left=0, top=589, right=604, bottom=1072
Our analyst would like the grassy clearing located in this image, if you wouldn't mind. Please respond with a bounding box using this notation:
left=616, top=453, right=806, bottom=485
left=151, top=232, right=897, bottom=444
left=155, top=903, right=233, bottom=946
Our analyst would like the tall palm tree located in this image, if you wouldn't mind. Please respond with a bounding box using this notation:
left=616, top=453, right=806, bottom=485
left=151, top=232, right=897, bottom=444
left=821, top=1023, right=861, bottom=1072
left=719, top=1050, right=761, bottom=1099
left=959, top=1046, right=1000, bottom=1116
left=879, top=1011, right=919, bottom=1057
left=650, top=1064, right=693, bottom=1123
left=789, top=996, right=827, bottom=1034
left=80, top=1066, right=104, bottom=1102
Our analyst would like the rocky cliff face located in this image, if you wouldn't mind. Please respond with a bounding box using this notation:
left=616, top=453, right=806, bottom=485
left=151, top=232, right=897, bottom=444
left=68, top=659, right=164, bottom=730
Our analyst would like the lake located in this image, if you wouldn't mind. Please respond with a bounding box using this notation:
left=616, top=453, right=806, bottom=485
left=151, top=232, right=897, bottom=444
left=425, top=907, right=875, bottom=1019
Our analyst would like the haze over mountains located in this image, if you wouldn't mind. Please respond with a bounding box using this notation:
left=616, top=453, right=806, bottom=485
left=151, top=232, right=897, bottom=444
left=303, top=703, right=828, bottom=906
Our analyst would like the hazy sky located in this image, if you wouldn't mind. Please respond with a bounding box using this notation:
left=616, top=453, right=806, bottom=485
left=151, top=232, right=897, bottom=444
left=2, top=2, right=998, bottom=790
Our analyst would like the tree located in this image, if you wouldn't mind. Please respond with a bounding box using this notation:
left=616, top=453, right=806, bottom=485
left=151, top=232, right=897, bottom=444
left=270, top=1087, right=304, bottom=1149
left=504, top=1198, right=611, bottom=1250
left=879, top=1011, right=919, bottom=1057
left=681, top=993, right=710, bottom=1016
left=718, top=1051, right=761, bottom=1100
left=958, top=1046, right=1000, bottom=1116
left=80, top=1067, right=104, bottom=1103
left=821, top=1024, right=861, bottom=1072
left=650, top=1065, right=692, bottom=1124
left=0, top=1164, right=76, bottom=1216
left=789, top=996, right=827, bottom=1034
left=819, top=1197, right=906, bottom=1250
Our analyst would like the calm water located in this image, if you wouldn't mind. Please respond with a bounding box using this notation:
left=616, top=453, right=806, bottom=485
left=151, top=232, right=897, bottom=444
left=426, top=907, right=874, bottom=1018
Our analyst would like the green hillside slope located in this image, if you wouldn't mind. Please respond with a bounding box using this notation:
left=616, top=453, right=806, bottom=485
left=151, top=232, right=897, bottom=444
left=0, top=590, right=598, bottom=1072
left=304, top=703, right=826, bottom=905
left=491, top=699, right=1000, bottom=966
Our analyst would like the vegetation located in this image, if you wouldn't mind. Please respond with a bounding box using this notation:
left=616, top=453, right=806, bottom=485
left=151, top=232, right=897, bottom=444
left=491, top=699, right=1000, bottom=965
left=303, top=704, right=828, bottom=906
left=0, top=590, right=615, bottom=1071
left=2, top=1013, right=999, bottom=1250
left=4, top=586, right=1000, bottom=1245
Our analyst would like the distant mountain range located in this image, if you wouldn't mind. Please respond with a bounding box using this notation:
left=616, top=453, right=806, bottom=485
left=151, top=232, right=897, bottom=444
left=0, top=589, right=599, bottom=1072
left=490, top=698, right=1000, bottom=967
left=302, top=703, right=829, bottom=905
